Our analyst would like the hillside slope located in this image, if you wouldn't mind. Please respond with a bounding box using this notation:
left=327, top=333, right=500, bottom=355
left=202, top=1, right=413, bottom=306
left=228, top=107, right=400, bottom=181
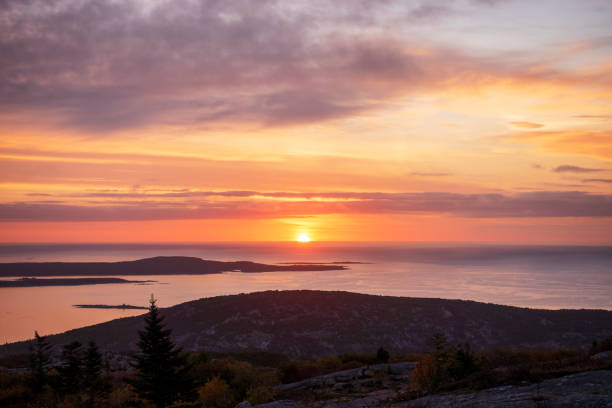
left=1, top=290, right=611, bottom=358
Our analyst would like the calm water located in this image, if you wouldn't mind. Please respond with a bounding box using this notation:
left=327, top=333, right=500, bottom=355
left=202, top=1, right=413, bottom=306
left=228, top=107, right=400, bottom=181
left=1, top=243, right=611, bottom=344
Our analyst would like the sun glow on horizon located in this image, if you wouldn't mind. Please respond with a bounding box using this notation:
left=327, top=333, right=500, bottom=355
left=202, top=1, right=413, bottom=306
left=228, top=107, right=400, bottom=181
left=297, top=233, right=311, bottom=243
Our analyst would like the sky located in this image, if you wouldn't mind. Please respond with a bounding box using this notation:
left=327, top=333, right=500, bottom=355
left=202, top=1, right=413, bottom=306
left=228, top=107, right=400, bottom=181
left=0, top=0, right=611, bottom=243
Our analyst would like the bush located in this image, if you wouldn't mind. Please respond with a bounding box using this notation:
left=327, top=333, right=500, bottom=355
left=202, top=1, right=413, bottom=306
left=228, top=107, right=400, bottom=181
left=338, top=352, right=378, bottom=366
left=589, top=337, right=612, bottom=355
left=107, top=384, right=136, bottom=408
left=0, top=373, right=30, bottom=407
left=277, top=360, right=319, bottom=384
left=409, top=354, right=438, bottom=394
left=409, top=334, right=482, bottom=395
left=198, top=377, right=235, bottom=408
left=315, top=356, right=343, bottom=371
left=246, top=385, right=275, bottom=405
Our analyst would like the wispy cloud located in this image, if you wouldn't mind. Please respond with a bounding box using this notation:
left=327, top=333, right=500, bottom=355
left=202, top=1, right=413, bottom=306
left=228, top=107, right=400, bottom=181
left=572, top=115, right=612, bottom=119
left=583, top=178, right=612, bottom=184
left=554, top=165, right=604, bottom=173
left=410, top=172, right=451, bottom=177
left=510, top=121, right=544, bottom=129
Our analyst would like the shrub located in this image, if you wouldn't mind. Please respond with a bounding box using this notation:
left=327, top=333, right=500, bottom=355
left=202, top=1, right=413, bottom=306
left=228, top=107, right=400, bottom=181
left=315, top=356, right=343, bottom=371
left=589, top=337, right=612, bottom=355
left=277, top=360, right=321, bottom=384
left=246, top=385, right=275, bottom=405
left=106, top=384, right=131, bottom=408
left=409, top=334, right=482, bottom=395
left=198, top=377, right=235, bottom=408
left=0, top=373, right=30, bottom=407
left=409, top=354, right=438, bottom=394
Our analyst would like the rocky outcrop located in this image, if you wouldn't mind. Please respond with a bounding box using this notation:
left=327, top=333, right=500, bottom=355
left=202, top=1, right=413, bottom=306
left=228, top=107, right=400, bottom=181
left=591, top=351, right=612, bottom=360
left=239, top=370, right=612, bottom=408
left=274, top=362, right=415, bottom=398
left=400, top=370, right=612, bottom=408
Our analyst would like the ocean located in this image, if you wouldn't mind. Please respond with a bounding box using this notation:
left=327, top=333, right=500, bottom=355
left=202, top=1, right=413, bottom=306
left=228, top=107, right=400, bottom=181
left=1, top=242, right=611, bottom=344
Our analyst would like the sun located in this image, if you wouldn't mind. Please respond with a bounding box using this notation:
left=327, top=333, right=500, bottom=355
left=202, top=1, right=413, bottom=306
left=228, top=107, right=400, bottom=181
left=296, top=233, right=311, bottom=243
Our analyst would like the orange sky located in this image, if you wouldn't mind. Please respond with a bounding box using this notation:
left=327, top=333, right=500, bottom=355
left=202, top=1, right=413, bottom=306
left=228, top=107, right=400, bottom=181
left=0, top=0, right=611, bottom=243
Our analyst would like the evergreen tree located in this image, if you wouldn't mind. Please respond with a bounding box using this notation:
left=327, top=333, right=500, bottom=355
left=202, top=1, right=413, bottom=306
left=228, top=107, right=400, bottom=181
left=58, top=340, right=83, bottom=395
left=127, top=295, right=198, bottom=408
left=376, top=346, right=390, bottom=363
left=28, top=331, right=52, bottom=392
left=83, top=340, right=109, bottom=407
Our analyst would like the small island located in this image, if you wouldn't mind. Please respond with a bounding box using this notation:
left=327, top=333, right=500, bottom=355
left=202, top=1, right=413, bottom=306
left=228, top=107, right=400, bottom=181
left=73, top=304, right=148, bottom=310
left=0, top=277, right=156, bottom=287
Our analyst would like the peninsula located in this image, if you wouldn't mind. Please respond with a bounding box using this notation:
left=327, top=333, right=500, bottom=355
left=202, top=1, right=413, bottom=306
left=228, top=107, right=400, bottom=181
left=0, top=277, right=154, bottom=287
left=73, top=304, right=148, bottom=310
left=0, top=256, right=346, bottom=277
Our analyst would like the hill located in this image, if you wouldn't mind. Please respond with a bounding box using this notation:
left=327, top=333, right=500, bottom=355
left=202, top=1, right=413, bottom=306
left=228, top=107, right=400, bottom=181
left=0, top=256, right=345, bottom=277
left=1, top=290, right=611, bottom=358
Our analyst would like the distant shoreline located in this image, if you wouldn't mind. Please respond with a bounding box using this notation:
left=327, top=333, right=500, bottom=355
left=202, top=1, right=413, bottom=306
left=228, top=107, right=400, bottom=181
left=0, top=256, right=347, bottom=277
left=0, top=277, right=155, bottom=287
left=277, top=261, right=371, bottom=265
left=73, top=304, right=148, bottom=310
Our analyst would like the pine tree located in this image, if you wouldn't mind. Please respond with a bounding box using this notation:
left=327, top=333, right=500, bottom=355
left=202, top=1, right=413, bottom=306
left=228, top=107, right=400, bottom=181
left=128, top=295, right=197, bottom=408
left=376, top=346, right=390, bottom=363
left=28, top=331, right=51, bottom=392
left=83, top=340, right=109, bottom=408
left=58, top=340, right=83, bottom=395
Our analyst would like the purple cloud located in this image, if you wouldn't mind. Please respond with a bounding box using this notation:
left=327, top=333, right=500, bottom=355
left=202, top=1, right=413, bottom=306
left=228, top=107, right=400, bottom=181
left=583, top=179, right=612, bottom=184
left=0, top=0, right=582, bottom=133
left=554, top=165, right=604, bottom=173
left=2, top=191, right=611, bottom=221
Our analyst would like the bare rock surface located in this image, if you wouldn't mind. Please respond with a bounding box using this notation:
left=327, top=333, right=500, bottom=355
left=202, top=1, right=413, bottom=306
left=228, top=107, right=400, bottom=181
left=398, top=370, right=612, bottom=408
left=240, top=370, right=612, bottom=408
left=274, top=362, right=416, bottom=394
left=591, top=351, right=612, bottom=360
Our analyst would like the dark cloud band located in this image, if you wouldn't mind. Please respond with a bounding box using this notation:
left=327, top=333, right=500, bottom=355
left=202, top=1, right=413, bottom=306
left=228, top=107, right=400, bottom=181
left=1, top=191, right=611, bottom=221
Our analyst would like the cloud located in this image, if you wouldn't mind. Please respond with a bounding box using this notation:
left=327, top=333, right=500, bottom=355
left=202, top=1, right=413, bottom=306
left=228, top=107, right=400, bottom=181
left=0, top=0, right=603, bottom=133
left=410, top=172, right=451, bottom=177
left=510, top=121, right=544, bottom=129
left=582, top=178, right=612, bottom=184
left=0, top=0, right=426, bottom=131
left=2, top=190, right=611, bottom=221
left=573, top=115, right=612, bottom=119
left=554, top=165, right=604, bottom=173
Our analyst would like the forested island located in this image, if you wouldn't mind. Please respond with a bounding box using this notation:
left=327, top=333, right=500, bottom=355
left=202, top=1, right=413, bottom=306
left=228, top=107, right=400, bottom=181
left=0, top=256, right=347, bottom=277
left=0, top=277, right=154, bottom=287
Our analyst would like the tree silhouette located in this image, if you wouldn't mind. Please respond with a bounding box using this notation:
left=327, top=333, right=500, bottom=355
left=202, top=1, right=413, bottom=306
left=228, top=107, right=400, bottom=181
left=83, top=341, right=109, bottom=407
left=128, top=295, right=197, bottom=408
left=376, top=346, right=390, bottom=363
left=28, top=331, right=51, bottom=392
left=58, top=340, right=83, bottom=395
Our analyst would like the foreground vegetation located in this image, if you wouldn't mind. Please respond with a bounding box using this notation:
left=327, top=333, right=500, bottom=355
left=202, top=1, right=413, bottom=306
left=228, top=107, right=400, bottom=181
left=1, top=301, right=610, bottom=408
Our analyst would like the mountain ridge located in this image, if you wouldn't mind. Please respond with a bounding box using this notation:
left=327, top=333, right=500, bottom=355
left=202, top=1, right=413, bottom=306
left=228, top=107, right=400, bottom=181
left=1, top=290, right=610, bottom=358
